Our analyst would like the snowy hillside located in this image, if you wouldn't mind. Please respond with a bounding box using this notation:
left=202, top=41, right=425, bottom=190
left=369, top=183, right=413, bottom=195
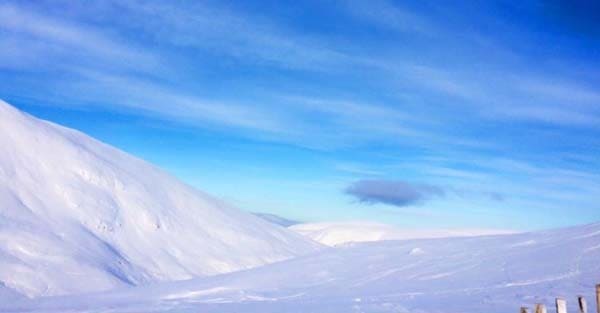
left=290, top=221, right=516, bottom=246
left=253, top=213, right=300, bottom=227
left=8, top=222, right=600, bottom=313
left=0, top=100, right=321, bottom=298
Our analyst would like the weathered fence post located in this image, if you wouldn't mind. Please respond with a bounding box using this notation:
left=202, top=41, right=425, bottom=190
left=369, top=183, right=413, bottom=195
left=596, top=285, right=600, bottom=313
left=521, top=307, right=530, bottom=313
left=556, top=298, right=567, bottom=313
left=535, top=303, right=547, bottom=313
left=579, top=296, right=588, bottom=313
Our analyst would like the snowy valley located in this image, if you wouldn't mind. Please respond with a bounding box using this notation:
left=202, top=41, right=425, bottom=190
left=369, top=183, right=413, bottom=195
left=0, top=100, right=598, bottom=313
left=6, top=222, right=600, bottom=313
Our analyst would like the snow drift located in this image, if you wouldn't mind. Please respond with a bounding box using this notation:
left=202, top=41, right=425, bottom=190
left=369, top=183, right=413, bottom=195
left=0, top=100, right=321, bottom=297
left=290, top=221, right=516, bottom=246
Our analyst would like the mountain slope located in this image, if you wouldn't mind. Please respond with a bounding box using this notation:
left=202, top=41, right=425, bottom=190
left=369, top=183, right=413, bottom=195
left=290, top=221, right=516, bottom=246
left=0, top=100, right=321, bottom=297
left=253, top=213, right=300, bottom=227
left=10, top=222, right=600, bottom=313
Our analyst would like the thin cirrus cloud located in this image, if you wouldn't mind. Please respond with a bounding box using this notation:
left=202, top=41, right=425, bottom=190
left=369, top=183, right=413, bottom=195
left=341, top=0, right=434, bottom=35
left=3, top=0, right=600, bottom=137
left=0, top=2, right=457, bottom=150
left=105, top=0, right=363, bottom=72
left=2, top=0, right=599, bottom=160
left=0, top=3, right=157, bottom=72
left=345, top=180, right=444, bottom=207
left=1, top=0, right=599, bottom=228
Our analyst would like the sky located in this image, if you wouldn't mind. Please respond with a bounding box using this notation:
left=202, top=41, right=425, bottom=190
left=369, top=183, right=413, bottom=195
left=1, top=0, right=599, bottom=231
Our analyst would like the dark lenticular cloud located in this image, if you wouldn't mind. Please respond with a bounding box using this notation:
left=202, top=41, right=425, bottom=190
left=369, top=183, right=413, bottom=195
left=345, top=179, right=444, bottom=207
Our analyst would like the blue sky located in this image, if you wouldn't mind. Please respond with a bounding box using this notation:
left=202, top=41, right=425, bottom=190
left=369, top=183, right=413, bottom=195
left=1, top=0, right=599, bottom=230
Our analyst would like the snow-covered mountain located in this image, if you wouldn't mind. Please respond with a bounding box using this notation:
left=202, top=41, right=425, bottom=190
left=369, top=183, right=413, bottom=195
left=8, top=222, right=600, bottom=313
left=290, top=221, right=516, bottom=246
left=0, top=100, right=321, bottom=298
left=253, top=213, right=300, bottom=227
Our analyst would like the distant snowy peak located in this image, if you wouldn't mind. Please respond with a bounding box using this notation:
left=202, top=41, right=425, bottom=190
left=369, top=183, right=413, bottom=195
left=0, top=100, right=321, bottom=297
left=290, top=221, right=516, bottom=246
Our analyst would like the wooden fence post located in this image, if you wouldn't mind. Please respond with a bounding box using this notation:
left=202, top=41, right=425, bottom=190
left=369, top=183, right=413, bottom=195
left=535, top=303, right=547, bottom=313
left=579, top=296, right=588, bottom=313
left=521, top=307, right=530, bottom=313
left=556, top=298, right=567, bottom=313
left=596, top=285, right=600, bottom=313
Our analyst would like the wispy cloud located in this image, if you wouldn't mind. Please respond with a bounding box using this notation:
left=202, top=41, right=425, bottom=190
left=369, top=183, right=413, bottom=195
left=496, top=105, right=600, bottom=127
left=1, top=0, right=599, bottom=228
left=50, top=70, right=292, bottom=134
left=105, top=0, right=362, bottom=72
left=341, top=0, right=434, bottom=34
left=388, top=63, right=600, bottom=128
left=0, top=3, right=158, bottom=72
left=341, top=2, right=600, bottom=129
left=518, top=79, right=600, bottom=105
left=3, top=0, right=599, bottom=147
left=333, top=163, right=383, bottom=176
left=412, top=156, right=600, bottom=209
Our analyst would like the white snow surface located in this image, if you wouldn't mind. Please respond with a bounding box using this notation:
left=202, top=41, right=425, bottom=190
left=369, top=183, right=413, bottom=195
left=290, top=221, right=517, bottom=246
left=0, top=100, right=321, bottom=298
left=5, top=222, right=600, bottom=313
